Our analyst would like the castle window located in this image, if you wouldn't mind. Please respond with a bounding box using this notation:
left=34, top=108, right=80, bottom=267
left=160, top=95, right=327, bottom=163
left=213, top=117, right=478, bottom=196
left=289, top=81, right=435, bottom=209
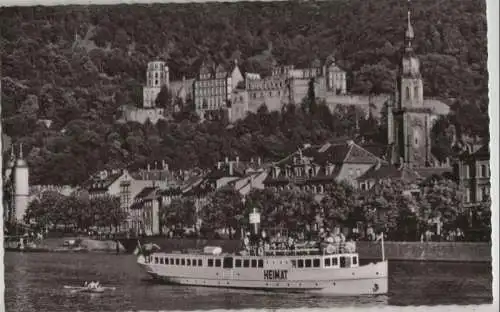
left=480, top=164, right=488, bottom=178
left=414, top=86, right=419, bottom=101
left=405, top=86, right=411, bottom=100
left=465, top=188, right=471, bottom=203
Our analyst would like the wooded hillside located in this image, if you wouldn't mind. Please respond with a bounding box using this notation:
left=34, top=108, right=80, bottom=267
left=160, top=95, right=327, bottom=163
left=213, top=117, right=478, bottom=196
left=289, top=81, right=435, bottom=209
left=0, top=0, right=489, bottom=185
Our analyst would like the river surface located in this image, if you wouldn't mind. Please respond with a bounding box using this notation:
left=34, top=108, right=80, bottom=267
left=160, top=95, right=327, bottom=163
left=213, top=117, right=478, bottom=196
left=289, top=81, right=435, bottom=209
left=4, top=252, right=492, bottom=311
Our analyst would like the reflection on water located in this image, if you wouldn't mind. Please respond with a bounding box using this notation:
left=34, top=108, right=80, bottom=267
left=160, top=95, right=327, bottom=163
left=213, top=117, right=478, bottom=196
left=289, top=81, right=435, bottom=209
left=4, top=252, right=492, bottom=311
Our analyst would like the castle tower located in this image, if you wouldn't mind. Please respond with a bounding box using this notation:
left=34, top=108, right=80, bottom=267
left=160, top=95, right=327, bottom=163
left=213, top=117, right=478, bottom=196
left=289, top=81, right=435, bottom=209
left=143, top=61, right=170, bottom=108
left=389, top=0, right=432, bottom=167
left=14, top=144, right=30, bottom=223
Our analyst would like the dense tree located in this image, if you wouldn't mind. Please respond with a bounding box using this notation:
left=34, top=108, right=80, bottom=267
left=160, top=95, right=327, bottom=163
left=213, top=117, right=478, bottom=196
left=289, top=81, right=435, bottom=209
left=202, top=189, right=245, bottom=239
left=24, top=191, right=124, bottom=231
left=160, top=197, right=198, bottom=232
left=0, top=0, right=488, bottom=186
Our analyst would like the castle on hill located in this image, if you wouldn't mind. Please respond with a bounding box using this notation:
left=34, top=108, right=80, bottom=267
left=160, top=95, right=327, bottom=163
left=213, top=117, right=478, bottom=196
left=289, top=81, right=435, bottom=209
left=118, top=19, right=450, bottom=126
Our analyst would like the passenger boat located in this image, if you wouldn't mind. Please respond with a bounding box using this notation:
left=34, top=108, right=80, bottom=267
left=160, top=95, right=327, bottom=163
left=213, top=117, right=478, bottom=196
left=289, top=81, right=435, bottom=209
left=137, top=211, right=388, bottom=296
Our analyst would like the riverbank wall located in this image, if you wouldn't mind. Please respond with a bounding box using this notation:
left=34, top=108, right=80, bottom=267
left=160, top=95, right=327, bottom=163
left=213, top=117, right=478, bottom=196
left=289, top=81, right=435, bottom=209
left=4, top=237, right=125, bottom=253
left=124, top=237, right=492, bottom=263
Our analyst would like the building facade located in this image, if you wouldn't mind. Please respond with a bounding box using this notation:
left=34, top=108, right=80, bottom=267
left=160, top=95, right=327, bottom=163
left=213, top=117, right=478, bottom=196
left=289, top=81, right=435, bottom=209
left=193, top=59, right=244, bottom=119
left=457, top=144, right=490, bottom=206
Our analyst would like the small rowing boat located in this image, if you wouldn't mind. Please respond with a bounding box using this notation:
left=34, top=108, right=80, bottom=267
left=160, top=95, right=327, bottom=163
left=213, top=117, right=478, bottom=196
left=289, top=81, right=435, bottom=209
left=64, top=285, right=116, bottom=294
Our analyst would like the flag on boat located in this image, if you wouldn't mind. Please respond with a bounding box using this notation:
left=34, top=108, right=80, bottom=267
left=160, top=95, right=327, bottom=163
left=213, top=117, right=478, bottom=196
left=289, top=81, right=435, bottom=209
left=133, top=239, right=142, bottom=256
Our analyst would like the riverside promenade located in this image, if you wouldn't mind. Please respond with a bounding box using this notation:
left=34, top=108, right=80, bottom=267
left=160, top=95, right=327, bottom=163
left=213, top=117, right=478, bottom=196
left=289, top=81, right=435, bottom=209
left=120, top=237, right=492, bottom=263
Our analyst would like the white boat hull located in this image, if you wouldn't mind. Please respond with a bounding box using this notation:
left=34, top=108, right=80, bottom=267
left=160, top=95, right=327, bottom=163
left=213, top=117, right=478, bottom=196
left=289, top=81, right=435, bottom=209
left=138, top=257, right=388, bottom=296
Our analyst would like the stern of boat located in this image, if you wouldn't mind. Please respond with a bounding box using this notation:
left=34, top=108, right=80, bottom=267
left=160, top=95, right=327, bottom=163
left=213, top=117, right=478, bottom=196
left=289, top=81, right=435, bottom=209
left=313, top=260, right=389, bottom=296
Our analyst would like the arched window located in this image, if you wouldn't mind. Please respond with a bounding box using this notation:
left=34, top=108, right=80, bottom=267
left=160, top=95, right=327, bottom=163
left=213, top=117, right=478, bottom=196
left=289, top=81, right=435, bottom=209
left=405, top=86, right=411, bottom=100
left=414, top=85, right=419, bottom=101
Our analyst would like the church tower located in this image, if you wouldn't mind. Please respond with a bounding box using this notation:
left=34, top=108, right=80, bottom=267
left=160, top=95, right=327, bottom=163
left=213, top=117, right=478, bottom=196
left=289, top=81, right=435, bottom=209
left=14, top=144, right=30, bottom=223
left=388, top=1, right=432, bottom=167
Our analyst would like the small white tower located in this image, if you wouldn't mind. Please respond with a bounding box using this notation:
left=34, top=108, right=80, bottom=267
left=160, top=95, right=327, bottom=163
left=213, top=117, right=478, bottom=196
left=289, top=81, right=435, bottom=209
left=4, top=147, right=16, bottom=221
left=14, top=143, right=30, bottom=223
left=143, top=61, right=170, bottom=108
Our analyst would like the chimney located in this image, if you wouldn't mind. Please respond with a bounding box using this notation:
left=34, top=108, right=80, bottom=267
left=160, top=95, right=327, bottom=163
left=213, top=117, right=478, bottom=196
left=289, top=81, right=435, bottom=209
left=147, top=164, right=151, bottom=172
left=217, top=162, right=222, bottom=170
left=236, top=156, right=240, bottom=164
left=229, top=162, right=234, bottom=176
left=225, top=157, right=229, bottom=164
left=258, top=157, right=262, bottom=166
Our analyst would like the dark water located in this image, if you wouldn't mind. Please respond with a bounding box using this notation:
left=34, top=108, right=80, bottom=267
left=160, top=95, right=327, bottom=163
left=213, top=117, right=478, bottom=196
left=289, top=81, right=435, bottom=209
left=4, top=252, right=492, bottom=311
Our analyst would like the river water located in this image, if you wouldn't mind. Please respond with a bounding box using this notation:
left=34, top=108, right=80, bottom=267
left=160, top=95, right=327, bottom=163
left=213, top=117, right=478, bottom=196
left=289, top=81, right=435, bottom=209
left=4, top=252, right=492, bottom=311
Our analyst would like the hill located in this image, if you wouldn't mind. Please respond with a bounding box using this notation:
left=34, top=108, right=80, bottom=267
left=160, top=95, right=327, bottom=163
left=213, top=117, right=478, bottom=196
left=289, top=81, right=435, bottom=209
left=0, top=0, right=489, bottom=185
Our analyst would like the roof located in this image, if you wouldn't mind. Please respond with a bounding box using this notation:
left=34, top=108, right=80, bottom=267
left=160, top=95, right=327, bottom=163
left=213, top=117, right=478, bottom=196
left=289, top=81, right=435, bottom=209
left=129, top=170, right=172, bottom=181
left=357, top=163, right=421, bottom=183
left=423, top=98, right=450, bottom=116
left=458, top=143, right=490, bottom=160
left=296, top=141, right=385, bottom=165
left=472, top=144, right=489, bottom=158
left=130, top=186, right=160, bottom=210
left=85, top=171, right=124, bottom=191
left=135, top=186, right=158, bottom=200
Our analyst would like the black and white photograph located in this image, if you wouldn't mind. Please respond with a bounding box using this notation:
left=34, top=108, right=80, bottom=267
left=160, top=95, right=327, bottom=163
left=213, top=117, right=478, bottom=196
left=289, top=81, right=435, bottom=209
left=1, top=0, right=498, bottom=311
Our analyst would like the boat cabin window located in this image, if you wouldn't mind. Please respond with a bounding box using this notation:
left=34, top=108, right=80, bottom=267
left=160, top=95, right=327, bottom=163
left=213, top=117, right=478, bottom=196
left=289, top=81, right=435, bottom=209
left=235, top=259, right=242, bottom=268
left=215, top=259, right=222, bottom=267
left=340, top=256, right=347, bottom=268
left=291, top=260, right=297, bottom=268
left=223, top=257, right=233, bottom=269
left=332, top=257, right=338, bottom=266
left=170, top=258, right=174, bottom=265
left=192, top=259, right=197, bottom=266
left=243, top=259, right=250, bottom=268
left=208, top=259, right=214, bottom=267
left=305, top=259, right=312, bottom=268
left=352, top=256, right=358, bottom=265
left=324, top=258, right=331, bottom=267
left=313, top=259, right=320, bottom=268
left=160, top=258, right=164, bottom=264
left=298, top=259, right=304, bottom=268
left=198, top=259, right=203, bottom=267
left=175, top=258, right=180, bottom=265
left=258, top=259, right=264, bottom=268
left=181, top=259, right=186, bottom=266
left=251, top=259, right=257, bottom=268
left=154, top=257, right=159, bottom=264
left=187, top=259, right=191, bottom=266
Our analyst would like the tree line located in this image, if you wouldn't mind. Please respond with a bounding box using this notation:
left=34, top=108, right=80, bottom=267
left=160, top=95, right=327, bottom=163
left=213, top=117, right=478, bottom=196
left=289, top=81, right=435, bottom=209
left=161, top=176, right=491, bottom=242
left=20, top=174, right=490, bottom=242
left=22, top=191, right=127, bottom=233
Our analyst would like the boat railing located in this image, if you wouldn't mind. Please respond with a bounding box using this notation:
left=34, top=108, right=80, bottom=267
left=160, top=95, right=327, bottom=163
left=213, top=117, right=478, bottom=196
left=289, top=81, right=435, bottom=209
left=246, top=242, right=357, bottom=257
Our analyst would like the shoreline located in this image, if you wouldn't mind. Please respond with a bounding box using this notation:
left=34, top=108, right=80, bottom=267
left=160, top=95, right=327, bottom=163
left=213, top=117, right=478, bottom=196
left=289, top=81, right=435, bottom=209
left=5, top=237, right=492, bottom=263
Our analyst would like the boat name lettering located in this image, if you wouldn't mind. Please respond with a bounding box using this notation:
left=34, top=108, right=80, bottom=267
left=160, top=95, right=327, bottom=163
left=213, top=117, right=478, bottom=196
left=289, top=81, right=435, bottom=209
left=264, top=270, right=288, bottom=280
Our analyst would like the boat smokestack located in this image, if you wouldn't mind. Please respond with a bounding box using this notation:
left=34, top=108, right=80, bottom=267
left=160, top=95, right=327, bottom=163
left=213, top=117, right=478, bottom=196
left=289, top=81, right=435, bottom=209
left=249, top=208, right=261, bottom=236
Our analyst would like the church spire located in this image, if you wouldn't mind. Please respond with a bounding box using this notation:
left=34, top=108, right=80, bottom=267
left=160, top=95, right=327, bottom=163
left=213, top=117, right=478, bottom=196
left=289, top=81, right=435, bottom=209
left=405, top=0, right=414, bottom=52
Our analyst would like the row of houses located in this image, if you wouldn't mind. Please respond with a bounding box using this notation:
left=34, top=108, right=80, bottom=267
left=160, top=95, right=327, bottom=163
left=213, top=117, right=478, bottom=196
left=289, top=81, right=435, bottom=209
left=74, top=139, right=489, bottom=236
